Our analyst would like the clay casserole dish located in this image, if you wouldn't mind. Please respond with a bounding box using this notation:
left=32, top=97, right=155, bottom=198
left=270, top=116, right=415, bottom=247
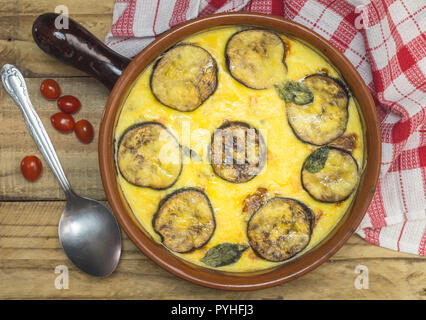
left=96, top=13, right=381, bottom=290
left=32, top=12, right=381, bottom=290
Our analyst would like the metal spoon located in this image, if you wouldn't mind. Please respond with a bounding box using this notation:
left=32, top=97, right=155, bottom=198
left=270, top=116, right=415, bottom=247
left=1, top=64, right=121, bottom=277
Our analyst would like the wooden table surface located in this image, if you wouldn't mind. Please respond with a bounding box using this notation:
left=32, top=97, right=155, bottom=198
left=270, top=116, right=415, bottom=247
left=0, top=0, right=425, bottom=300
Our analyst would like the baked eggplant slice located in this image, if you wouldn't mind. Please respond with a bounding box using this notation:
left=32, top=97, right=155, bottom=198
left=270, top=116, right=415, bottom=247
left=286, top=74, right=349, bottom=145
left=117, top=122, right=182, bottom=189
left=247, top=197, right=313, bottom=262
left=150, top=44, right=218, bottom=112
left=225, top=29, right=286, bottom=89
left=302, top=147, right=360, bottom=202
left=153, top=188, right=216, bottom=253
left=210, top=121, right=267, bottom=183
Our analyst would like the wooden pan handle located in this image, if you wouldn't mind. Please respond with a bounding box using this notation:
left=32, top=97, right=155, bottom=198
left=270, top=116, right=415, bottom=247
left=32, top=13, right=131, bottom=90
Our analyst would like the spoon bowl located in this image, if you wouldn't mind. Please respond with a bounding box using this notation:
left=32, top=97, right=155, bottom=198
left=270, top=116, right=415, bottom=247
left=60, top=192, right=121, bottom=277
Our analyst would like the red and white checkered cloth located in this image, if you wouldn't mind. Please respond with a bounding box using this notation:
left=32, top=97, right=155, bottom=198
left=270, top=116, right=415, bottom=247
left=105, top=0, right=426, bottom=256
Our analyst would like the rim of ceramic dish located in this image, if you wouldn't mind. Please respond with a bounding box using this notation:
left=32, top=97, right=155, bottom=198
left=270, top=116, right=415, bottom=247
left=99, top=12, right=381, bottom=291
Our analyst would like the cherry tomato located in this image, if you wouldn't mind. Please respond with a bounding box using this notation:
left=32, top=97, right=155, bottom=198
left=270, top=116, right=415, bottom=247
left=57, top=95, right=81, bottom=114
left=20, top=156, right=42, bottom=181
left=40, top=79, right=60, bottom=100
left=75, top=119, right=94, bottom=143
left=51, top=112, right=75, bottom=133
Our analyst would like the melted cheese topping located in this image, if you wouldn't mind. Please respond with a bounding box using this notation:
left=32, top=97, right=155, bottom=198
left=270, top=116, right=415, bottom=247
left=114, top=26, right=365, bottom=272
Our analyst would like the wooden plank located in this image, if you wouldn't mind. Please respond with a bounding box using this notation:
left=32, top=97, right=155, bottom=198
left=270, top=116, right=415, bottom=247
left=0, top=0, right=114, bottom=15
left=0, top=0, right=114, bottom=77
left=0, top=39, right=90, bottom=78
left=0, top=201, right=425, bottom=299
left=0, top=14, right=113, bottom=42
left=0, top=78, right=109, bottom=201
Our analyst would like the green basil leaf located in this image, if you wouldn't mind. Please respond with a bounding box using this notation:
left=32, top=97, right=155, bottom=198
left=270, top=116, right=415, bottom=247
left=305, top=147, right=329, bottom=173
left=293, top=89, right=314, bottom=105
left=200, top=243, right=249, bottom=268
left=275, top=83, right=292, bottom=102
left=275, top=81, right=313, bottom=105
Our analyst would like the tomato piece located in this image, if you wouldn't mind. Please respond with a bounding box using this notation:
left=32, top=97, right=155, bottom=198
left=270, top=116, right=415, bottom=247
left=40, top=79, right=60, bottom=100
left=20, top=156, right=42, bottom=181
left=75, top=119, right=94, bottom=143
left=51, top=112, right=75, bottom=133
left=57, top=95, right=81, bottom=114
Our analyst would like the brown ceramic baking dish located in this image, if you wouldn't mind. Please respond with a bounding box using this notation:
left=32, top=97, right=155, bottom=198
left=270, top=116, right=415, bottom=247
left=32, top=12, right=381, bottom=290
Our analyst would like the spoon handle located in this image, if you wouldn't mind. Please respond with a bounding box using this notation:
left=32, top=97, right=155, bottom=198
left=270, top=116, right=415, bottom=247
left=1, top=64, right=73, bottom=197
